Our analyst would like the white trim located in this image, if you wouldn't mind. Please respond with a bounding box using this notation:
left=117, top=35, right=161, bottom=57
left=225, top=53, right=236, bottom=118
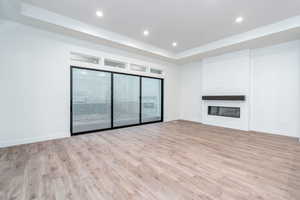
left=21, top=3, right=175, bottom=60
left=69, top=50, right=165, bottom=79
left=177, top=16, right=300, bottom=58
left=18, top=3, right=300, bottom=62
left=0, top=132, right=69, bottom=148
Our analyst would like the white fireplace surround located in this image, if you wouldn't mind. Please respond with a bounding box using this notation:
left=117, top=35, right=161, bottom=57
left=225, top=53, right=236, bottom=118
left=201, top=97, right=249, bottom=131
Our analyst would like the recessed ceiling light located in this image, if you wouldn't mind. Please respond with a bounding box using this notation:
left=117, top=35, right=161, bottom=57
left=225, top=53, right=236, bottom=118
left=235, top=17, right=244, bottom=23
left=96, top=11, right=104, bottom=18
left=143, top=30, right=149, bottom=36
left=172, top=42, right=177, bottom=47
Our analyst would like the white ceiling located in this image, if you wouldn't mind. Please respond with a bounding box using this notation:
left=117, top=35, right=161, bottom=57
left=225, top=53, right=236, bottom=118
left=22, top=0, right=300, bottom=53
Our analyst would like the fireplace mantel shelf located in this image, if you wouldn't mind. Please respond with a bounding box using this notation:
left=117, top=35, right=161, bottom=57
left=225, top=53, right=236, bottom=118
left=202, top=95, right=246, bottom=101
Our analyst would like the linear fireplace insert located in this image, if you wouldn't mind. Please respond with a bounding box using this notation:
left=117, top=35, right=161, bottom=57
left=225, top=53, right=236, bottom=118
left=208, top=106, right=240, bottom=118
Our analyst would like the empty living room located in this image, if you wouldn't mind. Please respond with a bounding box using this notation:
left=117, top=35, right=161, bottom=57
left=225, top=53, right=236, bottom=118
left=1, top=0, right=300, bottom=199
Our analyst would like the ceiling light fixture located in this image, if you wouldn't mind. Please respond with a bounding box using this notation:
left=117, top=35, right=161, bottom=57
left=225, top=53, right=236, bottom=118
left=235, top=17, right=244, bottom=23
left=143, top=30, right=149, bottom=36
left=96, top=11, right=104, bottom=18
left=172, top=42, right=177, bottom=47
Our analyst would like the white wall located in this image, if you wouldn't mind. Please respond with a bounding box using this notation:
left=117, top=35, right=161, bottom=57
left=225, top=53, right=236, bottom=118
left=201, top=50, right=251, bottom=95
left=200, top=50, right=251, bottom=131
left=0, top=20, right=180, bottom=147
left=179, top=61, right=202, bottom=122
left=251, top=42, right=300, bottom=137
left=179, top=41, right=300, bottom=138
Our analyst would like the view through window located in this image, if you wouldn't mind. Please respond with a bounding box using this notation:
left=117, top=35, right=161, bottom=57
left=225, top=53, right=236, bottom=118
left=71, top=67, right=163, bottom=135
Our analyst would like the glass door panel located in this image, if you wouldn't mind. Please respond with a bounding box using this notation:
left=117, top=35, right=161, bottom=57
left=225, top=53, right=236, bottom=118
left=72, top=68, right=111, bottom=133
left=113, top=74, right=140, bottom=127
left=141, top=78, right=162, bottom=123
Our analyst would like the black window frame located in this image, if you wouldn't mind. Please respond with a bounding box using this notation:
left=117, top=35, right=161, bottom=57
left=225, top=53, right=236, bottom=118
left=70, top=66, right=164, bottom=136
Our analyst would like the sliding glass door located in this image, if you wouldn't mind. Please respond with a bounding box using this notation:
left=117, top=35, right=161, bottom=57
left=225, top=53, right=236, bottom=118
left=141, top=78, right=162, bottom=123
left=71, top=66, right=163, bottom=135
left=71, top=68, right=111, bottom=133
left=113, top=74, right=140, bottom=127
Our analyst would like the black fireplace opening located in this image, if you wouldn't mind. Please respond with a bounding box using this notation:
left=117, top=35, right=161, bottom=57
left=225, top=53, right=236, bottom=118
left=208, top=106, right=240, bottom=118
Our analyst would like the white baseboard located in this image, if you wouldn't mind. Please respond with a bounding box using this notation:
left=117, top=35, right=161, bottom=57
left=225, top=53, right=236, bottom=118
left=178, top=118, right=202, bottom=123
left=0, top=132, right=70, bottom=148
left=164, top=118, right=181, bottom=122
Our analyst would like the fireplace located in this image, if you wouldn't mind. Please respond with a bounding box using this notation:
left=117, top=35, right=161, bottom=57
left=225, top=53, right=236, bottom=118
left=208, top=106, right=240, bottom=118
left=201, top=95, right=248, bottom=131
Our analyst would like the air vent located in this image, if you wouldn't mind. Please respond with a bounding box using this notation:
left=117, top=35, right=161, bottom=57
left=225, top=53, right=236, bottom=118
left=130, top=64, right=147, bottom=72
left=104, top=58, right=126, bottom=69
left=150, top=68, right=163, bottom=75
left=70, top=52, right=100, bottom=64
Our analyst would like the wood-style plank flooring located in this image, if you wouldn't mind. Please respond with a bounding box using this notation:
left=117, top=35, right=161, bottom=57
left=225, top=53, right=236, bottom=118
left=0, top=120, right=300, bottom=200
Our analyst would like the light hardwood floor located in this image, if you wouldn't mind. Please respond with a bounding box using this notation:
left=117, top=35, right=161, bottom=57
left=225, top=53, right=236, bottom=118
left=0, top=120, right=299, bottom=200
